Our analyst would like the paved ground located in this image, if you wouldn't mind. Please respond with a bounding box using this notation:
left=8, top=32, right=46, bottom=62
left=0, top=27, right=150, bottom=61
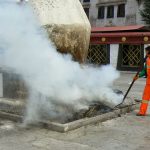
left=0, top=72, right=150, bottom=150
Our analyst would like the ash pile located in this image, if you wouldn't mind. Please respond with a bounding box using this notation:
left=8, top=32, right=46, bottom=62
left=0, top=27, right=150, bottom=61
left=69, top=102, right=113, bottom=122
left=49, top=89, right=124, bottom=124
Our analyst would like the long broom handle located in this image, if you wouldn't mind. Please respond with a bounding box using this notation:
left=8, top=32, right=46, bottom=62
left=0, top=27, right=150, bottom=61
left=114, top=56, right=147, bottom=109
left=122, top=72, right=138, bottom=103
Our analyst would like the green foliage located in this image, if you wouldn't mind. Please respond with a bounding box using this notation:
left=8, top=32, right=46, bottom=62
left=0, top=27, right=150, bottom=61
left=140, top=0, right=150, bottom=25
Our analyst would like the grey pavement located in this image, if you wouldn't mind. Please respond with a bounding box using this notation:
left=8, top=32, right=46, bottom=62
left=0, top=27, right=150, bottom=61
left=0, top=72, right=150, bottom=150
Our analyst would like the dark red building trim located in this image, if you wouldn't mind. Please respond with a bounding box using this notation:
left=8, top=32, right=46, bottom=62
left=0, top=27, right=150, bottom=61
left=90, top=25, right=150, bottom=44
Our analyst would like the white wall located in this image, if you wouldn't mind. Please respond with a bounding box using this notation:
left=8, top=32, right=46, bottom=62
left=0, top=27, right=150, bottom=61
left=110, top=44, right=119, bottom=68
left=0, top=73, right=3, bottom=97
left=144, top=44, right=150, bottom=56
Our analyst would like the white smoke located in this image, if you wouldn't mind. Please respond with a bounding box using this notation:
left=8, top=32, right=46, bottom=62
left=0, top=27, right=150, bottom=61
left=0, top=1, right=123, bottom=123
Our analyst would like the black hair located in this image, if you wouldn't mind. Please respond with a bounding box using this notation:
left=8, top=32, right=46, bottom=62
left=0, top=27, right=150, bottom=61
left=145, top=46, right=150, bottom=54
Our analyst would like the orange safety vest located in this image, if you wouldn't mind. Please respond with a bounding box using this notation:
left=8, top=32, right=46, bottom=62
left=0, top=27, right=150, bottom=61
left=146, top=57, right=150, bottom=85
left=138, top=57, right=150, bottom=115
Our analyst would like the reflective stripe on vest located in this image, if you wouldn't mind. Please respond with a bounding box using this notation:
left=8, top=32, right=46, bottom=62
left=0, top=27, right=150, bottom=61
left=142, top=100, right=149, bottom=104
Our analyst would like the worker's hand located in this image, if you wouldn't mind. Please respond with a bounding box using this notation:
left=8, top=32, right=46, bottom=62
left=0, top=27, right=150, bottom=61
left=133, top=75, right=139, bottom=81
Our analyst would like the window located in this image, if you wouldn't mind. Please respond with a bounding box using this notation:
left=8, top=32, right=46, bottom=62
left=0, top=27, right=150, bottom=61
left=117, top=4, right=125, bottom=17
left=98, top=6, right=105, bottom=19
left=117, top=44, right=144, bottom=71
left=83, top=0, right=90, bottom=2
left=87, top=44, right=110, bottom=65
left=107, top=5, right=114, bottom=18
left=84, top=8, right=89, bottom=18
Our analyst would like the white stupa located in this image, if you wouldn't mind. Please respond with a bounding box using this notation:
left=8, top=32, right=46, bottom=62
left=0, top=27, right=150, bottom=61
left=27, top=0, right=91, bottom=63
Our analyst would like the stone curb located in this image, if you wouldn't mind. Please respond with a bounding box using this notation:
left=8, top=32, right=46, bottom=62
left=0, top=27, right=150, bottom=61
left=0, top=111, right=22, bottom=122
left=41, top=104, right=139, bottom=132
left=0, top=101, right=139, bottom=132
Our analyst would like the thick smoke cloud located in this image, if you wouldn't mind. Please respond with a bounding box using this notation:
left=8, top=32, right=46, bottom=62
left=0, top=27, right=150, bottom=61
left=0, top=1, right=123, bottom=123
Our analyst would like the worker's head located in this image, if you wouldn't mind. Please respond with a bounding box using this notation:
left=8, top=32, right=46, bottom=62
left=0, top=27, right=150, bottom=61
left=145, top=46, right=150, bottom=57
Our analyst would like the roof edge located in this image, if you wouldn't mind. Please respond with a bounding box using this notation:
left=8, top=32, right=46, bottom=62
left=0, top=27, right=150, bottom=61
left=91, top=25, right=149, bottom=33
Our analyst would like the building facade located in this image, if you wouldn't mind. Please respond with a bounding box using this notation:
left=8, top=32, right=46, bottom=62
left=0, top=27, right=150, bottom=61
left=80, top=0, right=150, bottom=72
left=80, top=0, right=144, bottom=27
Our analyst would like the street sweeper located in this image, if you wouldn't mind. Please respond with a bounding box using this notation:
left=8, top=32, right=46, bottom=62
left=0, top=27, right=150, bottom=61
left=134, top=46, right=150, bottom=116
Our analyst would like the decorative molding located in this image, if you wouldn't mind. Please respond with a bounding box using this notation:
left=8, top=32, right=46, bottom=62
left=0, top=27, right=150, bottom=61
left=96, top=0, right=127, bottom=7
left=101, top=37, right=106, bottom=42
left=144, top=37, right=149, bottom=42
left=122, top=37, right=127, bottom=42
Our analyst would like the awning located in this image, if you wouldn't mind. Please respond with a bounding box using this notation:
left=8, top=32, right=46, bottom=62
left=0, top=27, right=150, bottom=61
left=90, top=25, right=150, bottom=44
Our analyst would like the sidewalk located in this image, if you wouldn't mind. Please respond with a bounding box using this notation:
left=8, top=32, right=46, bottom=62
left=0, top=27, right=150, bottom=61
left=0, top=73, right=150, bottom=150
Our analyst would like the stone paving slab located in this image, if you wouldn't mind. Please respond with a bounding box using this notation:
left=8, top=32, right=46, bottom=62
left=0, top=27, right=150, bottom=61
left=32, top=138, right=95, bottom=150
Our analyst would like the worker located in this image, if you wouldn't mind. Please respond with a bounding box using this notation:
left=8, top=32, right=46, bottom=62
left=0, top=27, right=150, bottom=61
left=134, top=46, right=150, bottom=116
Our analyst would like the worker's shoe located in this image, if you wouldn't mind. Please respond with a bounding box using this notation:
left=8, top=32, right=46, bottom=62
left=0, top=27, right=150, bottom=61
left=136, top=113, right=146, bottom=116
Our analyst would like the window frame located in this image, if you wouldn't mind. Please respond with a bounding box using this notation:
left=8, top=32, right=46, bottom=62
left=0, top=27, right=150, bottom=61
left=117, top=4, right=125, bottom=18
left=87, top=44, right=110, bottom=65
left=98, top=6, right=105, bottom=19
left=117, top=44, right=144, bottom=71
left=107, top=5, right=114, bottom=18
